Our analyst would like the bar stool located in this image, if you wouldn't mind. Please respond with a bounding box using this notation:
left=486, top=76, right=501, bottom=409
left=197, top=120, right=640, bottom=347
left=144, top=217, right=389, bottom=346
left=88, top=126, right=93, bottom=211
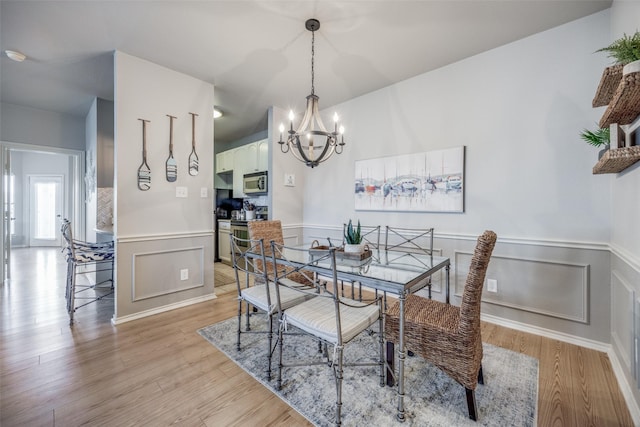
left=60, top=219, right=114, bottom=324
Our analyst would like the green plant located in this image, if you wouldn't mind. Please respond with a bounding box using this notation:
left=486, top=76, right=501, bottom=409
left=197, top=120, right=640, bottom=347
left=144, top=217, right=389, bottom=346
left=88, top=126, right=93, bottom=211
left=344, top=220, right=362, bottom=244
left=580, top=127, right=610, bottom=147
left=596, top=31, right=640, bottom=65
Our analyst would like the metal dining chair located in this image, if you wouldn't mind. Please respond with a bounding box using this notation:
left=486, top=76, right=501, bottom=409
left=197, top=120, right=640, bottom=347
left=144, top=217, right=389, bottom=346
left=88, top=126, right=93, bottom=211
left=231, top=235, right=315, bottom=381
left=384, top=226, right=435, bottom=298
left=271, top=242, right=384, bottom=426
left=338, top=223, right=381, bottom=300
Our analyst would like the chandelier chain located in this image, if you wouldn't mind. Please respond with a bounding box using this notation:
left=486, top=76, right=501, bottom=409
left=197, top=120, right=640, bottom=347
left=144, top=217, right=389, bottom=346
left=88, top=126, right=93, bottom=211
left=311, top=29, right=315, bottom=95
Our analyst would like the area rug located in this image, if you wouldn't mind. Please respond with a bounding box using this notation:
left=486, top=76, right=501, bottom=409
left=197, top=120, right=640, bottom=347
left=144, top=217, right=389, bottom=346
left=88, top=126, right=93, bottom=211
left=198, top=317, right=538, bottom=427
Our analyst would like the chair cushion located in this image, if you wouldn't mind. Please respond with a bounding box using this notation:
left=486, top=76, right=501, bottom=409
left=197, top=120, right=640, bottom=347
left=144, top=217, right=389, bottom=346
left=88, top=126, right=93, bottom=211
left=241, top=282, right=314, bottom=313
left=283, top=296, right=379, bottom=345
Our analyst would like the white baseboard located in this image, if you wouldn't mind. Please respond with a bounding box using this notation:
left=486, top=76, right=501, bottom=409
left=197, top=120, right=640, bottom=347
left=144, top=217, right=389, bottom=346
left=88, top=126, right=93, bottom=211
left=481, top=312, right=610, bottom=352
left=608, top=348, right=640, bottom=426
left=111, top=293, right=217, bottom=325
left=482, top=313, right=640, bottom=426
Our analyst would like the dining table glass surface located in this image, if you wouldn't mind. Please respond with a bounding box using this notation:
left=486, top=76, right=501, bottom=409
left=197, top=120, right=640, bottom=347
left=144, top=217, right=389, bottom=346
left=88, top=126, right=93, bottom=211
left=279, top=246, right=450, bottom=295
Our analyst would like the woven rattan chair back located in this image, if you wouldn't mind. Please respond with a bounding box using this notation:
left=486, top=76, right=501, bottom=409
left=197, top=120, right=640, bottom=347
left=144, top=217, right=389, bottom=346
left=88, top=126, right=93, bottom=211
left=247, top=220, right=283, bottom=276
left=459, top=230, right=497, bottom=337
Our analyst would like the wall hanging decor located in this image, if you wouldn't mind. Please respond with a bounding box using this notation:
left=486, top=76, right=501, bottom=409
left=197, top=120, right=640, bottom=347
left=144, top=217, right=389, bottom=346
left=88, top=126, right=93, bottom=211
left=137, top=118, right=151, bottom=191
left=354, top=146, right=465, bottom=213
left=165, top=114, right=178, bottom=182
left=188, top=112, right=199, bottom=176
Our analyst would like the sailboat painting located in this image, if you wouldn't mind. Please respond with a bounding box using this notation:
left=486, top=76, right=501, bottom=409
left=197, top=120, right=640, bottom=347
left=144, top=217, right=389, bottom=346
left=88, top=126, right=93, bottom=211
left=354, top=146, right=465, bottom=213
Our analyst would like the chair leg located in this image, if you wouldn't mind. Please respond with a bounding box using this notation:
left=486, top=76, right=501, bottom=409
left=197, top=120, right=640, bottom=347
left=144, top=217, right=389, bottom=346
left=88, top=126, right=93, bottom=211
left=465, top=388, right=478, bottom=421
left=334, top=346, right=344, bottom=426
left=236, top=299, right=242, bottom=351
left=267, top=314, right=273, bottom=380
left=245, top=301, right=251, bottom=331
left=378, top=311, right=385, bottom=387
left=68, top=263, right=77, bottom=325
left=478, top=365, right=484, bottom=385
left=277, top=319, right=284, bottom=390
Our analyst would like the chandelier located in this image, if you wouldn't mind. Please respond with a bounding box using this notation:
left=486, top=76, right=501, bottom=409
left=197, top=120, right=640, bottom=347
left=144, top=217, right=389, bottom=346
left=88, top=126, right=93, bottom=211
left=278, top=19, right=345, bottom=168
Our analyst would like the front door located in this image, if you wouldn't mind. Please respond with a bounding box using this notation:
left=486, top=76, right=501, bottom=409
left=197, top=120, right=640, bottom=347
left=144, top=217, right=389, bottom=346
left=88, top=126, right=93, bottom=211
left=28, top=175, right=63, bottom=247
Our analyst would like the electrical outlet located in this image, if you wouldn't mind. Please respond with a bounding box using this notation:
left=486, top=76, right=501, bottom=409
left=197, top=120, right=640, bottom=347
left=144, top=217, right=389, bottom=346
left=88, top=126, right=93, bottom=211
left=180, top=269, right=189, bottom=281
left=487, top=279, right=498, bottom=293
left=200, top=187, right=208, bottom=198
left=176, top=187, right=188, bottom=198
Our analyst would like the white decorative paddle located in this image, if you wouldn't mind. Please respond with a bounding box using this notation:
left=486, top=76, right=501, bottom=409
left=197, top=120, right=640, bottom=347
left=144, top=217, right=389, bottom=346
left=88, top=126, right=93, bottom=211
left=137, top=118, right=151, bottom=191
left=188, top=112, right=199, bottom=176
left=165, top=114, right=177, bottom=182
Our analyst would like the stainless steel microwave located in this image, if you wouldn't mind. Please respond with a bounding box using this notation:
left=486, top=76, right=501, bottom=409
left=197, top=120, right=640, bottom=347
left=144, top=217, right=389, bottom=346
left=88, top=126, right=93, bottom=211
left=243, top=171, right=268, bottom=195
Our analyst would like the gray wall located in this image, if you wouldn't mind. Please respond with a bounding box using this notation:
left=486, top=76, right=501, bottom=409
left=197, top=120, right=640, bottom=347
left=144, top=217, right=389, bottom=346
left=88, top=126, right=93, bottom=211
left=113, top=51, right=215, bottom=321
left=272, top=10, right=616, bottom=344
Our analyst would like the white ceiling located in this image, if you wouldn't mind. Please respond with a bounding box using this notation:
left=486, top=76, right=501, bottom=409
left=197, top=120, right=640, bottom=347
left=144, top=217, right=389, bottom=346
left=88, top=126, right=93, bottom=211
left=0, top=1, right=611, bottom=144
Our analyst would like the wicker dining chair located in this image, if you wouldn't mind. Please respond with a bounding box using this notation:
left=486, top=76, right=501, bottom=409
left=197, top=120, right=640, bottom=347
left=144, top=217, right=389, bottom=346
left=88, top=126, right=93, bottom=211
left=247, top=220, right=313, bottom=286
left=385, top=230, right=497, bottom=421
left=271, top=242, right=384, bottom=426
left=230, top=235, right=315, bottom=381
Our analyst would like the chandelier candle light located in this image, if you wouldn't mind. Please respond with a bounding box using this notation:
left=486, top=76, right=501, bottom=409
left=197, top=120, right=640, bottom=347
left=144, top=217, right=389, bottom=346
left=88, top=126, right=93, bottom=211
left=278, top=19, right=345, bottom=168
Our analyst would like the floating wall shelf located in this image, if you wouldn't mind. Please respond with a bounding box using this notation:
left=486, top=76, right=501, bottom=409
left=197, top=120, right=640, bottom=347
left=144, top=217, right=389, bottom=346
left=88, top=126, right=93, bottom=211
left=593, top=146, right=640, bottom=174
left=591, top=63, right=640, bottom=174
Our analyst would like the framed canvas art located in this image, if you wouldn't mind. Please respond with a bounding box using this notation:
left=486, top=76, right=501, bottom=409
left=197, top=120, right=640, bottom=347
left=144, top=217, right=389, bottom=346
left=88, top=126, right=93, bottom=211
left=354, top=146, right=465, bottom=212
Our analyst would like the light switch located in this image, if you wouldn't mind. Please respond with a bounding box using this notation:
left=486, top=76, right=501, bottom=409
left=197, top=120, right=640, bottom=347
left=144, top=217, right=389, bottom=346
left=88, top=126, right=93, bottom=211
left=200, top=187, right=208, bottom=198
left=176, top=187, right=188, bottom=198
left=284, top=173, right=295, bottom=187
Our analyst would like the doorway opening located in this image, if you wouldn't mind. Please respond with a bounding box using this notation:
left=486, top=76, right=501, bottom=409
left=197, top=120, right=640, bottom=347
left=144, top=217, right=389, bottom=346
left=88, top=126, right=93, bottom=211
left=1, top=142, right=83, bottom=284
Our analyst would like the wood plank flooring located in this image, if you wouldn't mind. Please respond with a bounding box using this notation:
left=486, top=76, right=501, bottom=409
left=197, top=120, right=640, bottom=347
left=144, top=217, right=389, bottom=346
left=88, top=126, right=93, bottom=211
left=1, top=247, right=634, bottom=426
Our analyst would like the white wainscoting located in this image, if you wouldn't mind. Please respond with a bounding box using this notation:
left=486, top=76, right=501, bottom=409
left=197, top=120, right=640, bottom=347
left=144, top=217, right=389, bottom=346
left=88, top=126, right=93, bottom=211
left=455, top=251, right=590, bottom=323
left=114, top=231, right=214, bottom=320
left=131, top=246, right=205, bottom=301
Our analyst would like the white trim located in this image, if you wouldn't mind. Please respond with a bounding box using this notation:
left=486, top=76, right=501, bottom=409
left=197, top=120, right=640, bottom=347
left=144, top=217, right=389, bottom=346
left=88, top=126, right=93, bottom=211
left=611, top=243, right=640, bottom=274
left=481, top=312, right=610, bottom=353
left=117, top=230, right=213, bottom=243
left=608, top=348, right=640, bottom=427
left=111, top=293, right=217, bottom=325
left=301, top=224, right=610, bottom=252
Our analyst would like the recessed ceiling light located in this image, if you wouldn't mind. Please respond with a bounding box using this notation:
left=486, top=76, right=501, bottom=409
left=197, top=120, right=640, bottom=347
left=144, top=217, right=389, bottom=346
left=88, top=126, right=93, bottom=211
left=5, top=50, right=26, bottom=62
left=213, top=108, right=223, bottom=119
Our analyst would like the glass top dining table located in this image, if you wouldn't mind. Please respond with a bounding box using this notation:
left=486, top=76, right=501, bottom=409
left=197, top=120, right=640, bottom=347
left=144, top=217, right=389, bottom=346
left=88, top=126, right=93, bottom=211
left=269, top=244, right=451, bottom=421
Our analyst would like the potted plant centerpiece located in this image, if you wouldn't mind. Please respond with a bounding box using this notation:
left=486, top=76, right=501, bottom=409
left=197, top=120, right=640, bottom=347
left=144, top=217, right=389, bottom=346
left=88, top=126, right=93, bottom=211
left=344, top=219, right=365, bottom=253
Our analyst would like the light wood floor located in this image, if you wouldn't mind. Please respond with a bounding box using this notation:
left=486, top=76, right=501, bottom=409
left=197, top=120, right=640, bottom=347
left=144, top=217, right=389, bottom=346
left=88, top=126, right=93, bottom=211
left=1, top=248, right=633, bottom=426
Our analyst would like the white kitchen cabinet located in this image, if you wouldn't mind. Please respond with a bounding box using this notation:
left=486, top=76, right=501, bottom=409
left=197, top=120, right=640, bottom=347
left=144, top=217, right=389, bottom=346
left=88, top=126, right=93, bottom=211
left=217, top=220, right=231, bottom=265
left=233, top=146, right=248, bottom=197
left=257, top=139, right=269, bottom=171
left=246, top=142, right=259, bottom=173
left=216, top=150, right=233, bottom=174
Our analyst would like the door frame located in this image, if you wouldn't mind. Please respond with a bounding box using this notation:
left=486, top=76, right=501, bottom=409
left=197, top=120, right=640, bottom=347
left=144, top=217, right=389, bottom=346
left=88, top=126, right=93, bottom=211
left=0, top=141, right=84, bottom=283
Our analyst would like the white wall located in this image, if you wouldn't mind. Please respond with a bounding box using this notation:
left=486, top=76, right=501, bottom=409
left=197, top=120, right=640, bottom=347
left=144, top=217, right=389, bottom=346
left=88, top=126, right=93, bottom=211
left=291, top=10, right=615, bottom=343
left=113, top=51, right=215, bottom=321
